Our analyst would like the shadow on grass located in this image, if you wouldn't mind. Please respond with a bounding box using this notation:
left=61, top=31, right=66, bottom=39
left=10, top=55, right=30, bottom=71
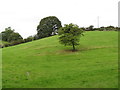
left=64, top=49, right=79, bottom=52
left=61, top=45, right=116, bottom=53
left=35, top=45, right=117, bottom=56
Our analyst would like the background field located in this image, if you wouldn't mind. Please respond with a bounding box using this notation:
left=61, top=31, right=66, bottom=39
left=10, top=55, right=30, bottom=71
left=2, top=31, right=118, bottom=88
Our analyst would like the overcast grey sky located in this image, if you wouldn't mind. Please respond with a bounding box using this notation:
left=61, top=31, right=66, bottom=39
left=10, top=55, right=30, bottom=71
left=0, top=0, right=119, bottom=38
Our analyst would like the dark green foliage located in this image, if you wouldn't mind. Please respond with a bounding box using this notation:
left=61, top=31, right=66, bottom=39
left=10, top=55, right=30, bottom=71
left=116, top=27, right=120, bottom=31
left=105, top=26, right=116, bottom=31
left=37, top=16, right=62, bottom=39
left=85, top=25, right=94, bottom=31
left=93, top=26, right=118, bottom=31
left=11, top=39, right=25, bottom=46
left=0, top=39, right=25, bottom=48
left=58, top=23, right=84, bottom=51
left=84, top=25, right=119, bottom=31
left=99, top=26, right=105, bottom=31
left=1, top=27, right=23, bottom=42
left=4, top=43, right=12, bottom=47
left=3, top=43, right=9, bottom=47
left=24, top=36, right=34, bottom=42
left=33, top=34, right=39, bottom=40
left=88, top=25, right=94, bottom=31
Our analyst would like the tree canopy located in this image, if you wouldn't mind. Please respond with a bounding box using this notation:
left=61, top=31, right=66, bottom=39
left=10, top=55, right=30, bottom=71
left=1, top=27, right=23, bottom=42
left=58, top=23, right=84, bottom=51
left=37, top=16, right=62, bottom=39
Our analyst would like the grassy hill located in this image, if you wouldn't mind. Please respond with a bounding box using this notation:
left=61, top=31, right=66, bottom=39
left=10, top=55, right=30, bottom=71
left=2, top=31, right=118, bottom=88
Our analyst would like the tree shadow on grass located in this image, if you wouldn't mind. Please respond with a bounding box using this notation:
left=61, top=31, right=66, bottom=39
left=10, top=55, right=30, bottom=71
left=61, top=45, right=115, bottom=54
left=64, top=49, right=79, bottom=52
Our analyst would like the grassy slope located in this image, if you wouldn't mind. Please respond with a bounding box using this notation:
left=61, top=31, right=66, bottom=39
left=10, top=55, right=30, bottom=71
left=2, top=31, right=118, bottom=88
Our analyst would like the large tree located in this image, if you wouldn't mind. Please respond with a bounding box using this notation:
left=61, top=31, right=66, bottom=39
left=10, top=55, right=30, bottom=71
left=1, top=27, right=23, bottom=42
left=58, top=23, right=84, bottom=51
left=37, top=16, right=62, bottom=39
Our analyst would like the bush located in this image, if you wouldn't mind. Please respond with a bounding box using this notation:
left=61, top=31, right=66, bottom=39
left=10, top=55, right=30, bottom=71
left=11, top=39, right=24, bottom=46
left=24, top=36, right=34, bottom=43
left=4, top=43, right=11, bottom=47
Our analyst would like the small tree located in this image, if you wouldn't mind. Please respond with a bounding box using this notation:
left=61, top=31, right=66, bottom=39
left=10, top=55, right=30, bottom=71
left=58, top=23, right=84, bottom=51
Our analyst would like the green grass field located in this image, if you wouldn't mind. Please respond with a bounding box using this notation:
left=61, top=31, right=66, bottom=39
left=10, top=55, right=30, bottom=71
left=2, top=31, right=118, bottom=88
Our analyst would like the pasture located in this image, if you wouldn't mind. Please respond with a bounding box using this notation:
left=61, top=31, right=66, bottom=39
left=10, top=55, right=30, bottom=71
left=2, top=31, right=118, bottom=88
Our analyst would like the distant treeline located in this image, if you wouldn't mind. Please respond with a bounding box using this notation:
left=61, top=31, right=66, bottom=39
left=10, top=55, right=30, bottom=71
left=0, top=16, right=119, bottom=48
left=83, top=25, right=119, bottom=31
left=0, top=33, right=38, bottom=48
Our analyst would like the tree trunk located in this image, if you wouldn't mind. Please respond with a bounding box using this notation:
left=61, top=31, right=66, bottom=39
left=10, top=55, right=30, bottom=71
left=72, top=44, right=75, bottom=51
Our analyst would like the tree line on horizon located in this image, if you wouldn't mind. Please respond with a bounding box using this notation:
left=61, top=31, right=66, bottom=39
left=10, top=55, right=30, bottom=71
left=0, top=16, right=119, bottom=48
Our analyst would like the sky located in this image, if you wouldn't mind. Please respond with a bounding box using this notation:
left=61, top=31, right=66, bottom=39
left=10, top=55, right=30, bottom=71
left=0, top=0, right=119, bottom=38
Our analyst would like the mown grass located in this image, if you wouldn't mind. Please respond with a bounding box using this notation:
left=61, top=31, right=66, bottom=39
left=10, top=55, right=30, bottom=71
left=2, top=31, right=118, bottom=88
